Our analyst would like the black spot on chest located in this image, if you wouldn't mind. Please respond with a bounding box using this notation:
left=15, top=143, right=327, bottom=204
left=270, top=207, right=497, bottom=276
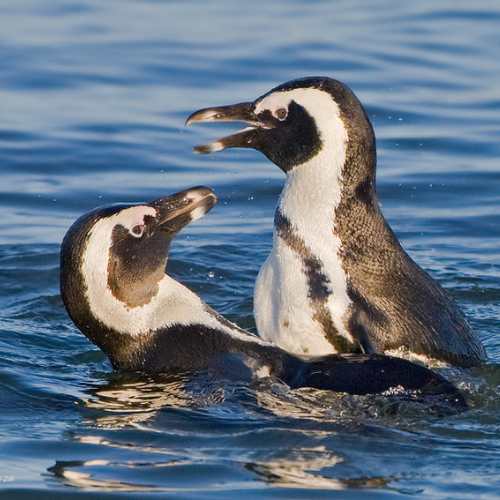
left=274, top=209, right=360, bottom=353
left=274, top=210, right=330, bottom=300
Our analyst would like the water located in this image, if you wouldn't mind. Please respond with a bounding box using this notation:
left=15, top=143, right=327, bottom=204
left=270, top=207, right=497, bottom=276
left=1, top=0, right=500, bottom=497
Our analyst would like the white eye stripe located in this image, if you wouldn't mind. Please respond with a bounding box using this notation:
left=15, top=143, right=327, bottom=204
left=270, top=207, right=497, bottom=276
left=130, top=224, right=145, bottom=238
left=255, top=94, right=291, bottom=115
left=112, top=206, right=156, bottom=235
left=256, top=89, right=339, bottom=127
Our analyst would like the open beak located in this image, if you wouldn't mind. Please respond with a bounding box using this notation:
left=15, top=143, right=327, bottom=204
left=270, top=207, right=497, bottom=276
left=186, top=101, right=272, bottom=154
left=149, top=186, right=218, bottom=231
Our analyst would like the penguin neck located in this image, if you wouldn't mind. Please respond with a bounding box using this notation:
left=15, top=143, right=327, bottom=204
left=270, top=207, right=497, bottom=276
left=75, top=260, right=270, bottom=367
left=277, top=128, right=378, bottom=240
left=75, top=219, right=270, bottom=349
left=84, top=265, right=239, bottom=339
left=270, top=128, right=379, bottom=351
left=278, top=133, right=344, bottom=240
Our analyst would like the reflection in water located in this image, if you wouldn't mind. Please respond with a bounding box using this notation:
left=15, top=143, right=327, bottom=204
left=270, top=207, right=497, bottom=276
left=82, top=372, right=337, bottom=429
left=46, top=367, right=500, bottom=493
left=47, top=374, right=451, bottom=493
left=49, top=459, right=161, bottom=492
left=2, top=0, right=500, bottom=495
left=247, top=449, right=392, bottom=490
left=49, top=440, right=385, bottom=493
left=49, top=440, right=391, bottom=493
left=247, top=447, right=343, bottom=489
left=255, top=379, right=470, bottom=423
left=82, top=373, right=198, bottom=428
left=81, top=371, right=454, bottom=430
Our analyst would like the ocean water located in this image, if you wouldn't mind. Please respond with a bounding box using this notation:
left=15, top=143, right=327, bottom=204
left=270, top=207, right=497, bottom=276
left=1, top=0, right=500, bottom=497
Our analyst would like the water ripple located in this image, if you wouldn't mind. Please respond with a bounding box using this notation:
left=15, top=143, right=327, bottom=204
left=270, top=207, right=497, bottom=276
left=1, top=0, right=500, bottom=497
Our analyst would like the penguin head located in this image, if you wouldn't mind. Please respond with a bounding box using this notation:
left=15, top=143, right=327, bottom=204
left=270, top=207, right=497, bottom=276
left=187, top=76, right=375, bottom=174
left=60, top=187, right=217, bottom=335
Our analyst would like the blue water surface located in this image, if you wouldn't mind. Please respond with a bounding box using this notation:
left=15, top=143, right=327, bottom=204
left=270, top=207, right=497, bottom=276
left=1, top=0, right=500, bottom=498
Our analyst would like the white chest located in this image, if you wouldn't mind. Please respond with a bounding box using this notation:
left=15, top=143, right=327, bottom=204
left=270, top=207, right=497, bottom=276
left=254, top=143, right=354, bottom=355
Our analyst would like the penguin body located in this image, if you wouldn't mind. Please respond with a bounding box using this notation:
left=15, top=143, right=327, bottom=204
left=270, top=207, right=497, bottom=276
left=60, top=186, right=465, bottom=404
left=187, top=77, right=487, bottom=367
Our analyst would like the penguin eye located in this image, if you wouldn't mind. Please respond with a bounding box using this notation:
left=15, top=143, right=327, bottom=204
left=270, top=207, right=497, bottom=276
left=131, top=224, right=144, bottom=237
left=275, top=108, right=288, bottom=121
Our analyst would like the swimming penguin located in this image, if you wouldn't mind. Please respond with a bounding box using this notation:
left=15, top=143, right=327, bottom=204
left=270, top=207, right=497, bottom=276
left=186, top=77, right=487, bottom=368
left=60, top=186, right=465, bottom=401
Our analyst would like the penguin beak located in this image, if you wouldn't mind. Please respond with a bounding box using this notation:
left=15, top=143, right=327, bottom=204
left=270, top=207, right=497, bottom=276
left=149, top=186, right=218, bottom=233
left=186, top=102, right=273, bottom=154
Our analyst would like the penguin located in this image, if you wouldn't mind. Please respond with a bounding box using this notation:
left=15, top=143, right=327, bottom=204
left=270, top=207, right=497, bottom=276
left=60, top=186, right=466, bottom=402
left=186, top=76, right=487, bottom=368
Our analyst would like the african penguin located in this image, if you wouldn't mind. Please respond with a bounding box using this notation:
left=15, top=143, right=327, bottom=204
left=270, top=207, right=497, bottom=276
left=186, top=76, right=487, bottom=368
left=60, top=186, right=465, bottom=402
